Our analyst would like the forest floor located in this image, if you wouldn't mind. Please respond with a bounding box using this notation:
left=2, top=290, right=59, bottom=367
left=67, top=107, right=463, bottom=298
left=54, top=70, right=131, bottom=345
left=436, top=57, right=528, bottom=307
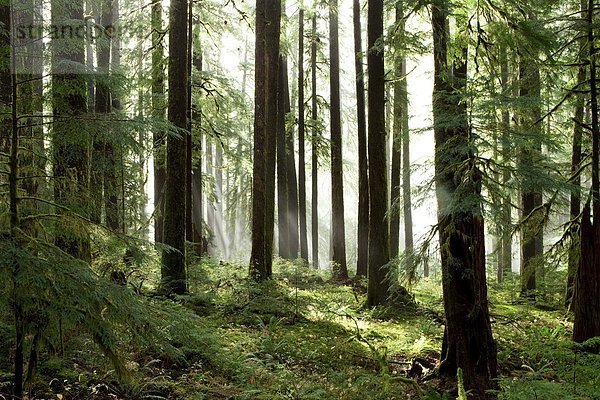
left=1, top=258, right=600, bottom=399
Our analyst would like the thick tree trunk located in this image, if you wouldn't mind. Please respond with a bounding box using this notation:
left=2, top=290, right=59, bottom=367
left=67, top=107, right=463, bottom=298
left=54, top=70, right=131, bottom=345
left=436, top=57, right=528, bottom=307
left=518, top=48, right=543, bottom=300
left=329, top=0, right=348, bottom=281
left=353, top=0, right=368, bottom=278
left=499, top=44, right=512, bottom=283
left=152, top=0, right=166, bottom=243
left=51, top=0, right=91, bottom=262
left=160, top=0, right=188, bottom=294
left=366, top=0, right=391, bottom=305
left=573, top=0, right=600, bottom=342
left=17, top=0, right=45, bottom=235
left=186, top=0, right=194, bottom=244
left=566, top=0, right=586, bottom=308
left=432, top=2, right=498, bottom=396
left=250, top=0, right=280, bottom=280
left=95, top=0, right=120, bottom=232
left=2, top=5, right=23, bottom=398
left=311, top=13, right=319, bottom=269
left=298, top=9, right=309, bottom=262
left=262, top=0, right=281, bottom=276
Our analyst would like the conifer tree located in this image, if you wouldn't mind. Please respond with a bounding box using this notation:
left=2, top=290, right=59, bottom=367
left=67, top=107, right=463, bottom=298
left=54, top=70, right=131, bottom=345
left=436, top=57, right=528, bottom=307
left=298, top=8, right=309, bottom=262
left=431, top=0, right=497, bottom=394
left=328, top=0, right=348, bottom=281
left=161, top=0, right=188, bottom=294
left=353, top=0, right=369, bottom=277
left=366, top=0, right=391, bottom=305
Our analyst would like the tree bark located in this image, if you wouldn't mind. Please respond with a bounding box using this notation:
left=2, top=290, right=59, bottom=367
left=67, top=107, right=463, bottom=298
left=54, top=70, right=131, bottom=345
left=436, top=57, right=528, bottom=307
left=311, top=13, right=319, bottom=269
left=366, top=0, right=391, bottom=305
left=152, top=0, right=166, bottom=243
left=250, top=0, right=280, bottom=280
left=566, top=0, right=586, bottom=308
left=499, top=43, right=512, bottom=283
left=298, top=8, right=309, bottom=262
left=160, top=0, right=188, bottom=294
left=95, top=0, right=120, bottom=232
left=353, top=0, right=369, bottom=277
left=51, top=0, right=91, bottom=262
left=400, top=53, right=413, bottom=276
left=328, top=0, right=348, bottom=281
left=389, top=3, right=404, bottom=260
left=431, top=2, right=498, bottom=396
left=262, top=0, right=281, bottom=276
left=518, top=45, right=543, bottom=300
left=285, top=69, right=300, bottom=259
left=573, top=0, right=600, bottom=343
left=277, top=56, right=291, bottom=258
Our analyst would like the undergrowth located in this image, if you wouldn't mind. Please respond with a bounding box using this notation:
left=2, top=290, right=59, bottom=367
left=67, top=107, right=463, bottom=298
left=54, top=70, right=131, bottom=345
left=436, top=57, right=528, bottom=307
left=1, top=257, right=599, bottom=399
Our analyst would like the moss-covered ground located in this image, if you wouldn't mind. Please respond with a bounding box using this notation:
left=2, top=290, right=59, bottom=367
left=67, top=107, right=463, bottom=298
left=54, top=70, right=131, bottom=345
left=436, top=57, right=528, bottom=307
left=1, top=259, right=599, bottom=399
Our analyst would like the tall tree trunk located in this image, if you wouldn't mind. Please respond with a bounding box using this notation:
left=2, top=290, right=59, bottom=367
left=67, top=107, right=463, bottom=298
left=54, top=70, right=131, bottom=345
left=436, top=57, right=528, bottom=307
left=277, top=56, right=291, bottom=259
left=186, top=0, right=194, bottom=244
left=400, top=50, right=413, bottom=276
left=250, top=0, right=281, bottom=280
left=431, top=2, right=498, bottom=396
left=51, top=0, right=91, bottom=262
left=566, top=0, right=586, bottom=308
left=366, top=0, right=390, bottom=305
left=152, top=0, right=166, bottom=243
left=250, top=0, right=267, bottom=277
left=1, top=5, right=23, bottom=397
left=354, top=0, right=368, bottom=277
left=160, top=0, right=188, bottom=295
left=518, top=43, right=543, bottom=300
left=285, top=68, right=300, bottom=259
left=191, top=39, right=204, bottom=254
left=389, top=3, right=404, bottom=260
left=95, top=0, right=120, bottom=232
left=310, top=13, right=319, bottom=269
left=328, top=0, right=348, bottom=281
left=499, top=43, right=512, bottom=283
left=88, top=1, right=102, bottom=224
left=298, top=8, right=309, bottom=262
left=573, top=0, right=600, bottom=343
left=18, top=0, right=45, bottom=237
left=263, top=0, right=281, bottom=276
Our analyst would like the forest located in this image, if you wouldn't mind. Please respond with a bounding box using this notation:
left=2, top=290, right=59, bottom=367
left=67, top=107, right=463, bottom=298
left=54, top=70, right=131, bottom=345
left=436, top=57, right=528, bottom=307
left=1, top=0, right=600, bottom=398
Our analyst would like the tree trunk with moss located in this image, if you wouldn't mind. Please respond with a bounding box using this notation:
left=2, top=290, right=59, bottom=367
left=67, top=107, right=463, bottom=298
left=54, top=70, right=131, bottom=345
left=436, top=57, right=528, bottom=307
left=51, top=0, right=90, bottom=262
left=431, top=2, right=498, bottom=396
left=152, top=0, right=166, bottom=243
left=499, top=43, right=512, bottom=283
left=573, top=0, right=600, bottom=343
left=160, top=0, right=188, bottom=295
left=366, top=0, right=390, bottom=306
left=566, top=0, right=586, bottom=308
left=518, top=46, right=543, bottom=300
